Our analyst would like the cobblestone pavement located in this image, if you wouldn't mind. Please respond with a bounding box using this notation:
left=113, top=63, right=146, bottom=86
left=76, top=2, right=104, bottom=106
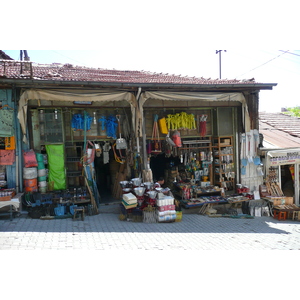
left=1, top=208, right=300, bottom=250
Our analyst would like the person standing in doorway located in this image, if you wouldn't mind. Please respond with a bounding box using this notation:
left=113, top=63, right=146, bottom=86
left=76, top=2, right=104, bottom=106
left=155, top=177, right=165, bottom=188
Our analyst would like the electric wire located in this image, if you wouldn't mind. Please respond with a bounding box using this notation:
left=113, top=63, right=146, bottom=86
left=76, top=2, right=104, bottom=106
left=50, top=50, right=89, bottom=66
left=235, top=50, right=290, bottom=78
left=279, top=50, right=300, bottom=57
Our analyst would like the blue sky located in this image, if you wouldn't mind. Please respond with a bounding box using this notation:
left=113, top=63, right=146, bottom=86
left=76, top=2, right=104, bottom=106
left=4, top=49, right=299, bottom=113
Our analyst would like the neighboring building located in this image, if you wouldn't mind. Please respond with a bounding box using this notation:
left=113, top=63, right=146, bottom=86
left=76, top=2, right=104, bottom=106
left=259, top=112, right=300, bottom=202
left=259, top=111, right=300, bottom=148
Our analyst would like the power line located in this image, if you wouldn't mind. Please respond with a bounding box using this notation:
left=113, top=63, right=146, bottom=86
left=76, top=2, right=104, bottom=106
left=50, top=50, right=88, bottom=66
left=236, top=50, right=290, bottom=78
left=279, top=50, right=300, bottom=57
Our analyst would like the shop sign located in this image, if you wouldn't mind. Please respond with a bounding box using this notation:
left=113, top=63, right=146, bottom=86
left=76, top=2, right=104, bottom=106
left=268, top=151, right=300, bottom=166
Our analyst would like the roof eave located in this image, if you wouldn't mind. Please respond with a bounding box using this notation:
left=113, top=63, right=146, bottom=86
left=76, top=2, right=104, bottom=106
left=0, top=78, right=278, bottom=90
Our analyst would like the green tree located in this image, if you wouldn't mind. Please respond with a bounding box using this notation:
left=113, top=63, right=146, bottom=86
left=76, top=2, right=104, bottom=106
left=284, top=107, right=300, bottom=117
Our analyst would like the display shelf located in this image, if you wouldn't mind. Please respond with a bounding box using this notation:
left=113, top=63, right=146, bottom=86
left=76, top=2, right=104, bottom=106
left=181, top=136, right=213, bottom=184
left=213, top=136, right=235, bottom=191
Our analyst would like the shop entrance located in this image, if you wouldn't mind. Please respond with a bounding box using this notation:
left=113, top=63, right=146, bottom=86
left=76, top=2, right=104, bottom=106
left=281, top=164, right=294, bottom=197
left=150, top=154, right=181, bottom=186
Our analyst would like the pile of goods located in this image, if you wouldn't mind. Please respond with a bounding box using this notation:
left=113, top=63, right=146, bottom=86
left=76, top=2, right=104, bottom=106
left=175, top=182, right=220, bottom=200
left=119, top=179, right=181, bottom=223
left=23, top=149, right=48, bottom=193
left=24, top=189, right=95, bottom=219
left=0, top=188, right=15, bottom=201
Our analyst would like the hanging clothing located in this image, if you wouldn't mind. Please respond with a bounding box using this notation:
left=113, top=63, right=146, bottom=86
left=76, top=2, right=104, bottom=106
left=103, top=142, right=111, bottom=164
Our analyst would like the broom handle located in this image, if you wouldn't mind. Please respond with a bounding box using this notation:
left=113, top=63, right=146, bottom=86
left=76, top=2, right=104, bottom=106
left=116, top=115, right=121, bottom=138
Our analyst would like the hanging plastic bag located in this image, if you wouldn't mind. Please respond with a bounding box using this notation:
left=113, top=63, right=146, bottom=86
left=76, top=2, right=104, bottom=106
left=45, top=144, right=66, bottom=191
left=172, top=130, right=182, bottom=147
left=166, top=132, right=176, bottom=147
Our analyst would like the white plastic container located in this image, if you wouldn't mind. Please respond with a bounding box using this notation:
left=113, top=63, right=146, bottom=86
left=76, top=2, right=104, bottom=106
left=163, top=196, right=174, bottom=205
left=38, top=168, right=47, bottom=177
left=38, top=181, right=47, bottom=188
left=23, top=167, right=37, bottom=179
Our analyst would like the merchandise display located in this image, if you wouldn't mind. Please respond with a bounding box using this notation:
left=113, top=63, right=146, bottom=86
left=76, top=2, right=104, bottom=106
left=118, top=178, right=179, bottom=223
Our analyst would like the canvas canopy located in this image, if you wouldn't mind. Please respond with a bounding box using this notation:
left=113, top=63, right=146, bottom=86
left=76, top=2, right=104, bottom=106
left=139, top=91, right=251, bottom=134
left=18, top=89, right=136, bottom=143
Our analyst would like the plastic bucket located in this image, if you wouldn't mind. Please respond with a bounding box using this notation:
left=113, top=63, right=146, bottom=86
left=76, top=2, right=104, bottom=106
left=23, top=167, right=37, bottom=179
left=24, top=178, right=38, bottom=192
left=39, top=186, right=47, bottom=193
left=24, top=178, right=37, bottom=187
left=36, top=153, right=44, bottom=162
left=38, top=168, right=47, bottom=177
left=38, top=176, right=47, bottom=182
left=23, top=149, right=38, bottom=168
left=37, top=162, right=45, bottom=170
left=38, top=181, right=47, bottom=188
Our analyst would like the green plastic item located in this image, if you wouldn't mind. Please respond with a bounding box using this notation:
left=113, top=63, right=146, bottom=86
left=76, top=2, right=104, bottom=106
left=45, top=144, right=66, bottom=190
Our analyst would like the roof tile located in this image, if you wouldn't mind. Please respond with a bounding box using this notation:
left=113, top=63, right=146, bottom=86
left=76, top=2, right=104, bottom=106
left=259, top=112, right=300, bottom=147
left=0, top=60, right=260, bottom=85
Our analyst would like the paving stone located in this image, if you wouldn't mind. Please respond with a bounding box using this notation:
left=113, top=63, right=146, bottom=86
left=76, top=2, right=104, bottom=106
left=1, top=214, right=300, bottom=250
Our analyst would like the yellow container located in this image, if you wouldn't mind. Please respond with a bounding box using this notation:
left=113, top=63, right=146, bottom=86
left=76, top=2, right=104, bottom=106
left=175, top=211, right=182, bottom=222
left=5, top=136, right=15, bottom=150
left=159, top=118, right=168, bottom=134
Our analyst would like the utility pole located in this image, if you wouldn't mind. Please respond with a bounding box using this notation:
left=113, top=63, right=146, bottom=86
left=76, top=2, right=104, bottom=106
left=216, top=50, right=226, bottom=79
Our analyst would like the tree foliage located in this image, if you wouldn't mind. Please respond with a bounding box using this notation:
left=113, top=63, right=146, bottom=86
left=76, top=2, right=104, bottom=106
left=284, top=107, right=300, bottom=117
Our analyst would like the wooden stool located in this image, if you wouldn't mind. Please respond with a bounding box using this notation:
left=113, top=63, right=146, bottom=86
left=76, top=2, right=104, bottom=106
left=292, top=211, right=300, bottom=221
left=73, top=207, right=85, bottom=221
left=273, top=210, right=280, bottom=219
left=277, top=211, right=287, bottom=221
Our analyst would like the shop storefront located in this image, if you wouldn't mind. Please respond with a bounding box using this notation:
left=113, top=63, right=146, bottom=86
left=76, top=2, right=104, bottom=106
left=1, top=60, right=284, bottom=222
left=234, top=147, right=300, bottom=222
left=263, top=148, right=300, bottom=206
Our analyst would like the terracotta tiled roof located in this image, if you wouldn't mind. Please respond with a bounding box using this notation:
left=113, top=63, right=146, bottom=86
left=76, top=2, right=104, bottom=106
left=0, top=60, right=260, bottom=85
left=259, top=112, right=300, bottom=148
